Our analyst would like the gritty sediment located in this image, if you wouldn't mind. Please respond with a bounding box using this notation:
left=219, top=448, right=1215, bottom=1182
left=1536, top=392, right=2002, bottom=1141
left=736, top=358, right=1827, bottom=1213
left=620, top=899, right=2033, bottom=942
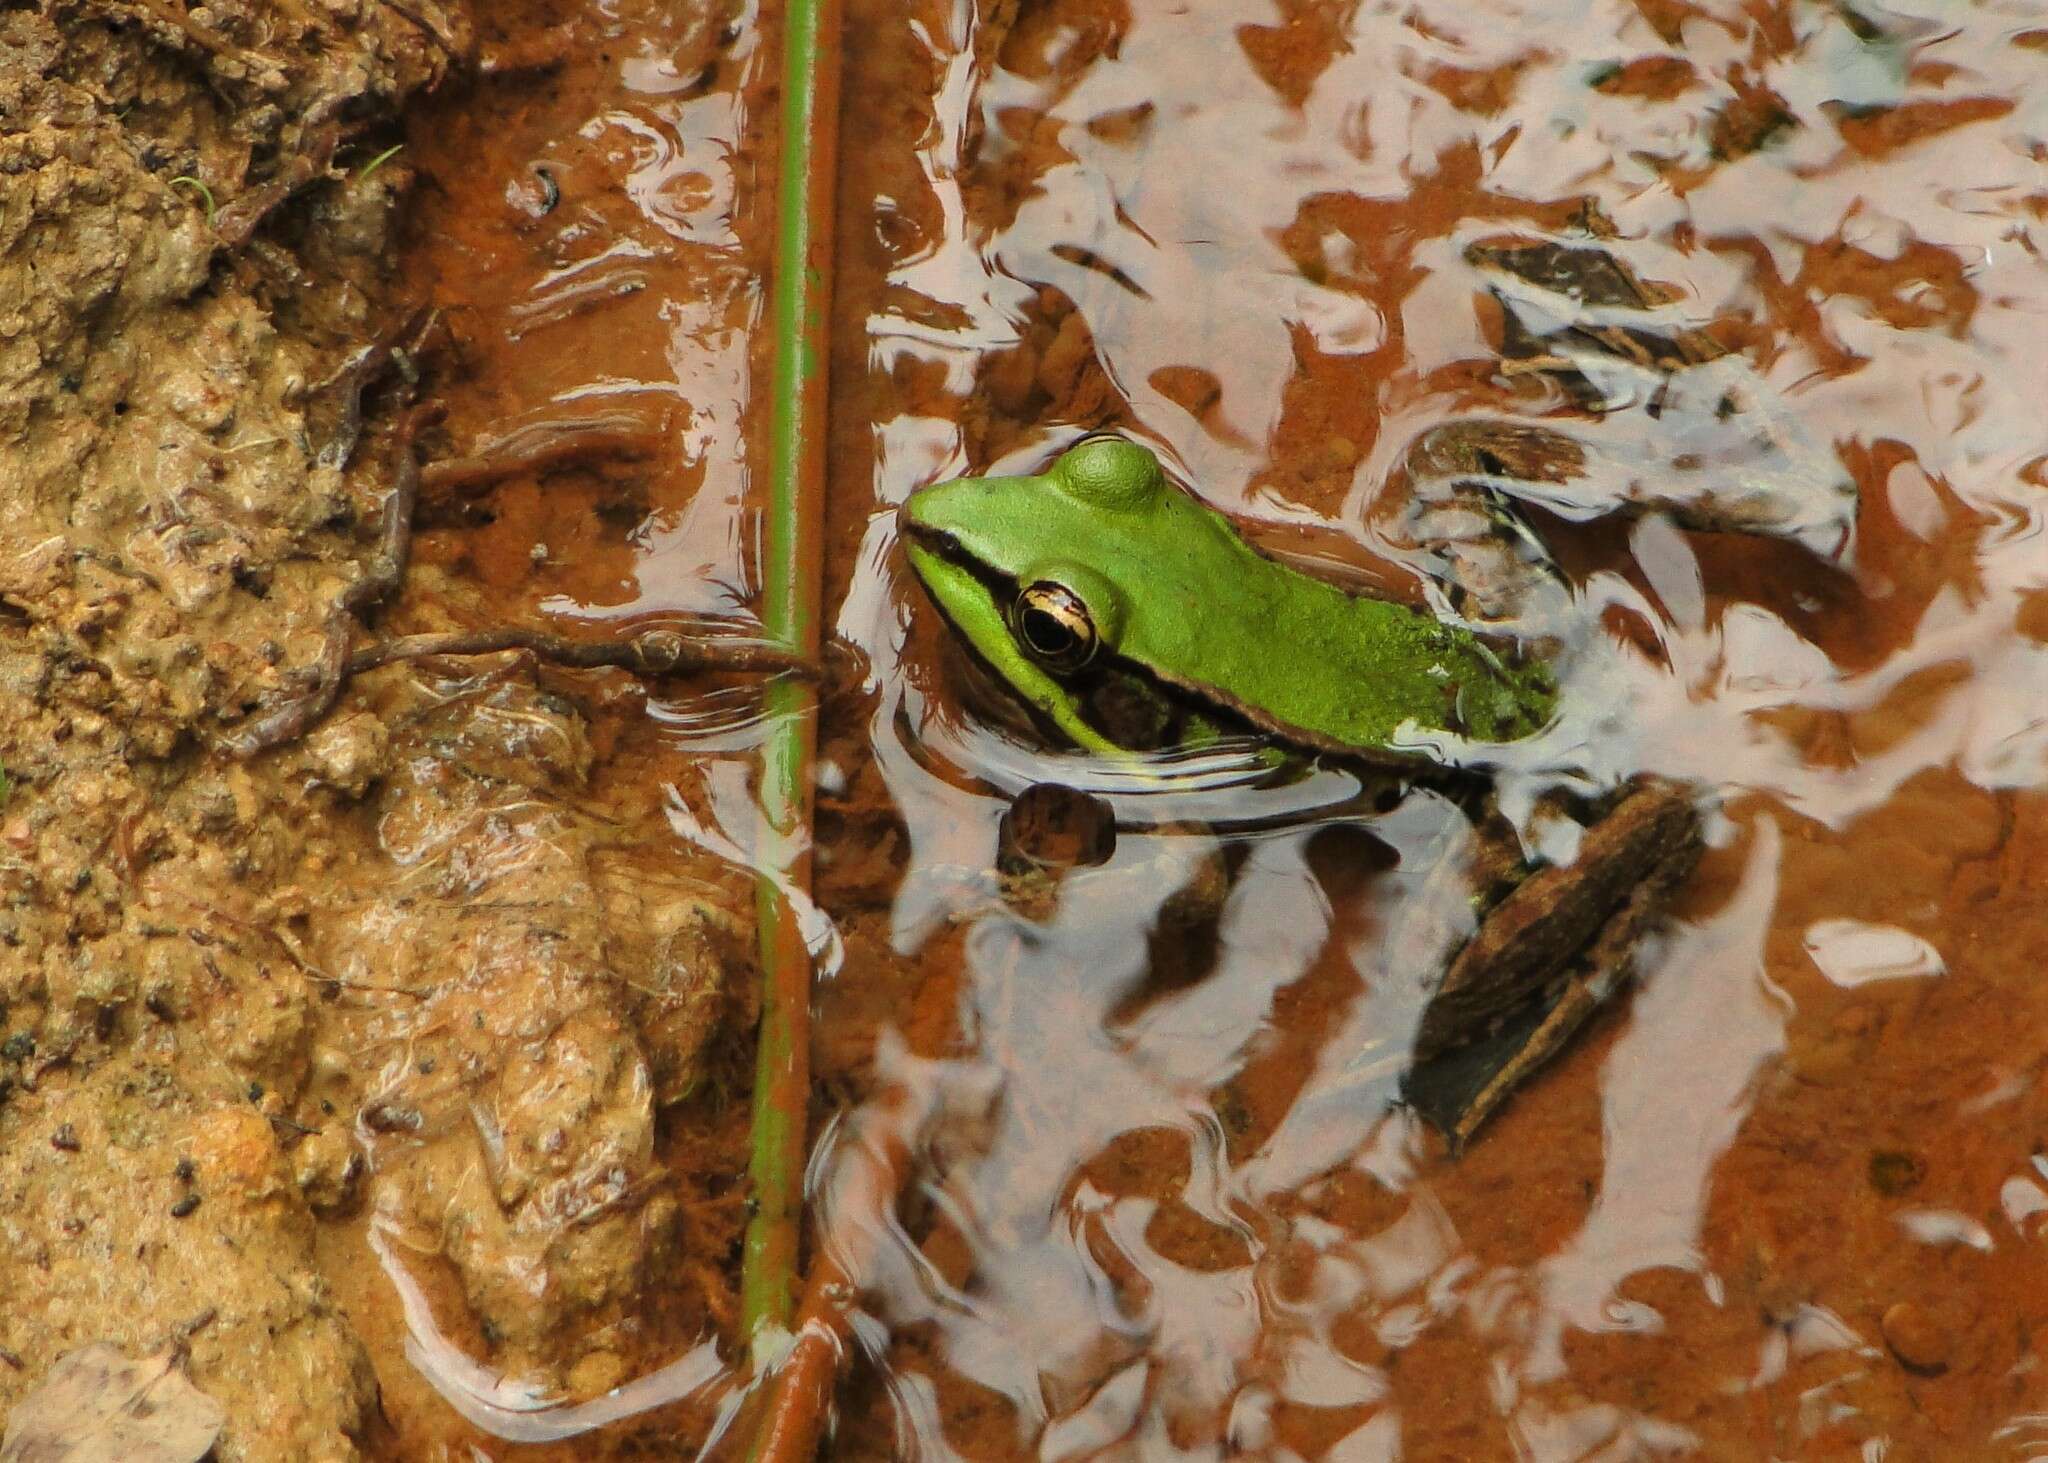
left=0, top=6, right=755, bottom=1456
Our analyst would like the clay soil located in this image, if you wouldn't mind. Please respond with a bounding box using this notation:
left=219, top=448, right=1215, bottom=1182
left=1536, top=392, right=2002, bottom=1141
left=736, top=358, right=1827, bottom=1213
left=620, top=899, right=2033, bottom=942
left=0, top=3, right=770, bottom=1458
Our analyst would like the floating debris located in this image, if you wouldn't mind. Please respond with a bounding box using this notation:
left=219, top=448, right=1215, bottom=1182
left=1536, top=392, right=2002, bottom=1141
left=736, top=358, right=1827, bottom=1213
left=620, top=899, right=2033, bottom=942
left=0, top=1344, right=224, bottom=1463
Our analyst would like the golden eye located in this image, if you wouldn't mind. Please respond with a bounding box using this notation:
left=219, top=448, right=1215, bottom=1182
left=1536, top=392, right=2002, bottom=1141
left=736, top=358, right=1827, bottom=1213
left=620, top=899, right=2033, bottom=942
left=1013, top=581, right=1098, bottom=671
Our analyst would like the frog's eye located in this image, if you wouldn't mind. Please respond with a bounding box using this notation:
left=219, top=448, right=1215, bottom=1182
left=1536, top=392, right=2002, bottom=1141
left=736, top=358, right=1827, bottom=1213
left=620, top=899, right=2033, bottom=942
left=1012, top=581, right=1099, bottom=672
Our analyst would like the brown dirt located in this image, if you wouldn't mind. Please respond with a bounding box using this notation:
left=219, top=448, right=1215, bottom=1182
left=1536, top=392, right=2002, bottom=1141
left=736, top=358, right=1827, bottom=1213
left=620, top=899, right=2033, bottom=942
left=0, top=3, right=767, bottom=1457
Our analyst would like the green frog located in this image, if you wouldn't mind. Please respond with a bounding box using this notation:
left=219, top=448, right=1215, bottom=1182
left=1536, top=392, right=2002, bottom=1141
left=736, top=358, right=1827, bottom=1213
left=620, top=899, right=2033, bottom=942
left=897, top=238, right=1850, bottom=1146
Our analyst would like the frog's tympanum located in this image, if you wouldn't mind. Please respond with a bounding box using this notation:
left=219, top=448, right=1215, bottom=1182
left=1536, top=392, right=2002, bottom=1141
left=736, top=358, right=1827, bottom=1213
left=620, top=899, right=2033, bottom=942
left=899, top=238, right=1852, bottom=1147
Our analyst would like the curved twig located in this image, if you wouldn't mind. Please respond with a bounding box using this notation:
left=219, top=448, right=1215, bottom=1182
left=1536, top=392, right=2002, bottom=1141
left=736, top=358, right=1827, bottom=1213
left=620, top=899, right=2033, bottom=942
left=222, top=406, right=429, bottom=758
left=418, top=425, right=663, bottom=495
left=214, top=122, right=341, bottom=248
left=312, top=308, right=438, bottom=471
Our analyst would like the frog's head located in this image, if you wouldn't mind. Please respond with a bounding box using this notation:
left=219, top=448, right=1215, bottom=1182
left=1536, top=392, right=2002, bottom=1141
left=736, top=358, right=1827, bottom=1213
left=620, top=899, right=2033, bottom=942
left=901, top=436, right=1559, bottom=763
left=898, top=438, right=1180, bottom=753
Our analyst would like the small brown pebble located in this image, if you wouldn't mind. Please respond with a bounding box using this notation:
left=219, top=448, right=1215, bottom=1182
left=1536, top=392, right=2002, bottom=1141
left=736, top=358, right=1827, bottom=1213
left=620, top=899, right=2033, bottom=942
left=567, top=1348, right=626, bottom=1399
left=1868, top=1149, right=1924, bottom=1196
left=169, top=1193, right=200, bottom=1219
left=998, top=782, right=1116, bottom=874
left=1882, top=1301, right=1949, bottom=1375
left=50, top=1123, right=79, bottom=1152
left=361, top=1099, right=423, bottom=1134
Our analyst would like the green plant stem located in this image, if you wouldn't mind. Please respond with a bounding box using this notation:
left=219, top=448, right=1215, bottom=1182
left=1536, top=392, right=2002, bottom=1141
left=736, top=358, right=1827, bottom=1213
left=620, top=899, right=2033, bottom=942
left=167, top=175, right=217, bottom=226
left=356, top=142, right=405, bottom=179
left=742, top=0, right=843, bottom=1344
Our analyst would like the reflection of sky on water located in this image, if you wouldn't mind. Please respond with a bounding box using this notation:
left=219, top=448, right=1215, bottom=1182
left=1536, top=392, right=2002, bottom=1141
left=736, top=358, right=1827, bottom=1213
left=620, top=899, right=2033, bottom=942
left=820, top=0, right=2048, bottom=1454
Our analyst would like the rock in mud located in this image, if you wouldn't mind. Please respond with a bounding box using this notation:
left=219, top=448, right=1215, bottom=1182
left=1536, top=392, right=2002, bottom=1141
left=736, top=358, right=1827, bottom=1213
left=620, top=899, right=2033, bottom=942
left=312, top=671, right=752, bottom=1392
left=0, top=1066, right=376, bottom=1460
left=1881, top=1301, right=1949, bottom=1376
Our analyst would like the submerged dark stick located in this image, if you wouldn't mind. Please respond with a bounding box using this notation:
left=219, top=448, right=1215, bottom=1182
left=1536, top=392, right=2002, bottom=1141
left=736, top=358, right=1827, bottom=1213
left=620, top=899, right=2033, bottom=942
left=226, top=387, right=810, bottom=758
left=418, top=425, right=663, bottom=495
left=346, top=627, right=813, bottom=679
left=748, top=1125, right=907, bottom=1463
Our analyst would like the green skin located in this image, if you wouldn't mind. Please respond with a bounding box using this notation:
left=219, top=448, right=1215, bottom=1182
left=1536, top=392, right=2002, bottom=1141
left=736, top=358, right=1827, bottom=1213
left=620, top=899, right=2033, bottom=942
left=899, top=438, right=1557, bottom=767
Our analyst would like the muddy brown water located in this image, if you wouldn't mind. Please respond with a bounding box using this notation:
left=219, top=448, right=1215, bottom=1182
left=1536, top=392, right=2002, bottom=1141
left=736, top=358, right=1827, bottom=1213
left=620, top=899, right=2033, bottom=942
left=376, top=0, right=2048, bottom=1456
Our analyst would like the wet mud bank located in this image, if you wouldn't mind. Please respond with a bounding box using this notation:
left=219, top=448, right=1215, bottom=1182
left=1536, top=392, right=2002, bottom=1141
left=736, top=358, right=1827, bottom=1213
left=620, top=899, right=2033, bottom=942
left=0, top=2, right=776, bottom=1457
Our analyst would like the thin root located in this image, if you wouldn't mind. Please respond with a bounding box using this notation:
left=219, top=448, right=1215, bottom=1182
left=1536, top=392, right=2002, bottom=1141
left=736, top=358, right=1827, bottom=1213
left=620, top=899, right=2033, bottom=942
left=348, top=627, right=814, bottom=680
left=214, top=121, right=341, bottom=248
left=223, top=406, right=431, bottom=759
left=419, top=425, right=663, bottom=495
left=226, top=406, right=809, bottom=758
left=374, top=0, right=464, bottom=62
left=123, top=0, right=258, bottom=61
left=314, top=308, right=439, bottom=471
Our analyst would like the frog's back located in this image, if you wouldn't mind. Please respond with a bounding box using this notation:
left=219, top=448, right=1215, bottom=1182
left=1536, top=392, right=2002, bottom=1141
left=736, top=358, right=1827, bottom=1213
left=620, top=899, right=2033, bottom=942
left=1106, top=496, right=1557, bottom=763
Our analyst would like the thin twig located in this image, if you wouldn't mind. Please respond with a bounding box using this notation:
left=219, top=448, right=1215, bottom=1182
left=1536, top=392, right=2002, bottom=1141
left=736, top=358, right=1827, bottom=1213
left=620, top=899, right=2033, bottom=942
left=214, top=122, right=341, bottom=248
left=752, top=1324, right=843, bottom=1463
left=374, top=0, right=464, bottom=62
left=227, top=412, right=809, bottom=757
left=313, top=308, right=437, bottom=471
left=749, top=1117, right=912, bottom=1463
left=418, top=425, right=663, bottom=495
left=347, top=627, right=815, bottom=679
left=124, top=0, right=256, bottom=61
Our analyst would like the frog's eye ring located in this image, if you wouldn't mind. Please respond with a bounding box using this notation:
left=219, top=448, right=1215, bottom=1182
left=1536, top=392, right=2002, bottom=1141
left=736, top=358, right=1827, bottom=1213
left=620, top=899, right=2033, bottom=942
left=1013, top=581, right=1098, bottom=672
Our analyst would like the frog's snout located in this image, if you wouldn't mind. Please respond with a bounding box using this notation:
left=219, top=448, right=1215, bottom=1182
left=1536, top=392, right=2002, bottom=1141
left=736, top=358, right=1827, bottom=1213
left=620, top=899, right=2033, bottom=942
left=895, top=490, right=947, bottom=564
left=896, top=477, right=981, bottom=557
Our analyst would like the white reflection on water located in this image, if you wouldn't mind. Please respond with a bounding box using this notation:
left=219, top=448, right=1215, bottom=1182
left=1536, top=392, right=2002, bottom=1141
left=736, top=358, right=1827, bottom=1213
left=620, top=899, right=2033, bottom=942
left=814, top=0, right=2048, bottom=1453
